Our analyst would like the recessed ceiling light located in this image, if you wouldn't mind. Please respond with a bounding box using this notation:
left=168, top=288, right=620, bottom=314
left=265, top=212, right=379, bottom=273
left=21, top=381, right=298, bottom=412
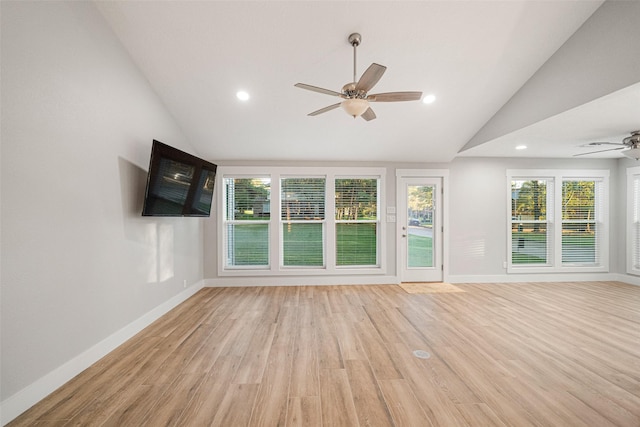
left=422, top=94, right=436, bottom=104
left=516, top=145, right=527, bottom=150
left=236, top=91, right=250, bottom=101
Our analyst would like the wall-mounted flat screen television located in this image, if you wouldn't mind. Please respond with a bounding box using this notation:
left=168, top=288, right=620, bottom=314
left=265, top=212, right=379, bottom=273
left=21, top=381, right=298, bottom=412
left=142, top=140, right=217, bottom=217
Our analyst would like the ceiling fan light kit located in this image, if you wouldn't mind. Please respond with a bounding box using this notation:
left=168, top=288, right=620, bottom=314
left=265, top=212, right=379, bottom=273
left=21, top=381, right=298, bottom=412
left=623, top=146, right=640, bottom=160
left=294, top=33, right=422, bottom=121
left=342, top=98, right=369, bottom=117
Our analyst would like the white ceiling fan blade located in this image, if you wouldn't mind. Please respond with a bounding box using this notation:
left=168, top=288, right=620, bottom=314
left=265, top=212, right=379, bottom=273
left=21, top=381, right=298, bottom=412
left=573, top=147, right=625, bottom=156
left=367, top=91, right=423, bottom=102
left=580, top=141, right=626, bottom=147
left=295, top=83, right=342, bottom=97
left=355, top=63, right=386, bottom=92
left=308, top=103, right=341, bottom=116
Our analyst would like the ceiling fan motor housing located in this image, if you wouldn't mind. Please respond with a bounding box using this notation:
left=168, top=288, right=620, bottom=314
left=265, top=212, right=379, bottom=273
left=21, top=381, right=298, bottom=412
left=341, top=83, right=367, bottom=99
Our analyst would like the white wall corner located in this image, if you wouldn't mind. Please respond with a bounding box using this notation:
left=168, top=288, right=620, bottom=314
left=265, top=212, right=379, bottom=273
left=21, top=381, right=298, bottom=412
left=612, top=273, right=640, bottom=287
left=0, top=281, right=205, bottom=426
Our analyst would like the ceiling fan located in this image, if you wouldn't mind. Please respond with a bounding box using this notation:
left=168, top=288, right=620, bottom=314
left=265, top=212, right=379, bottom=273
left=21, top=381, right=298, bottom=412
left=574, top=130, right=640, bottom=160
left=294, top=33, right=422, bottom=121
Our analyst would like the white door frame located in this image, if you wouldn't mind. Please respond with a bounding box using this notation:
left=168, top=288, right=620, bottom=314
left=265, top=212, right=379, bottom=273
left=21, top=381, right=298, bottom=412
left=396, top=169, right=449, bottom=283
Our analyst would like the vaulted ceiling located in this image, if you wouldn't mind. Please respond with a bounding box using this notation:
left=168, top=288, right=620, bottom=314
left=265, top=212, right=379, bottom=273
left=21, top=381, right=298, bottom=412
left=96, top=1, right=640, bottom=163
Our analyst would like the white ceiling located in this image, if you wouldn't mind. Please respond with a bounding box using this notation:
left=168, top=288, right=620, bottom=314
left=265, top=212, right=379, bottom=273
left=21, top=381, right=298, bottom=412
left=96, top=0, right=638, bottom=163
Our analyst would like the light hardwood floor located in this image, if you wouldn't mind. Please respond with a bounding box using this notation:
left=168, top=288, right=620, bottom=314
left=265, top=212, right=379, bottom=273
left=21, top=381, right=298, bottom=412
left=9, top=281, right=640, bottom=426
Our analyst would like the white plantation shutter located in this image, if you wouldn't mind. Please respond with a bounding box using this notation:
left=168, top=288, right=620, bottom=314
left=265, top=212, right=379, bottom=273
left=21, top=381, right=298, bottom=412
left=280, top=177, right=326, bottom=267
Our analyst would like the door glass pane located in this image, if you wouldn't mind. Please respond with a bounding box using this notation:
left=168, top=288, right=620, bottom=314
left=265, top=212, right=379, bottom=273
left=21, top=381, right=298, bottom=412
left=407, top=185, right=434, bottom=268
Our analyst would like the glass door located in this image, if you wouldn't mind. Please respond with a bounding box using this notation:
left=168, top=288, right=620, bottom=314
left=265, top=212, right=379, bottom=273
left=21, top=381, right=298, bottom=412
left=398, top=177, right=442, bottom=282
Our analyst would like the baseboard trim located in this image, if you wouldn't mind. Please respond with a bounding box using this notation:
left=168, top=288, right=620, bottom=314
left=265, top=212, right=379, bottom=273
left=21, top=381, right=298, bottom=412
left=205, top=273, right=639, bottom=287
left=445, top=273, right=640, bottom=286
left=612, top=273, right=640, bottom=286
left=0, top=281, right=204, bottom=426
left=446, top=272, right=620, bottom=284
left=204, top=275, right=399, bottom=287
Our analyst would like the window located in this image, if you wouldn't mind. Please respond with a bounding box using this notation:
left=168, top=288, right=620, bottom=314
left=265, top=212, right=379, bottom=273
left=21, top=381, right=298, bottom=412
left=218, top=167, right=385, bottom=276
left=628, top=167, right=640, bottom=275
left=335, top=178, right=379, bottom=267
left=507, top=170, right=609, bottom=273
left=223, top=177, right=271, bottom=268
left=281, top=177, right=325, bottom=267
left=511, top=179, right=552, bottom=265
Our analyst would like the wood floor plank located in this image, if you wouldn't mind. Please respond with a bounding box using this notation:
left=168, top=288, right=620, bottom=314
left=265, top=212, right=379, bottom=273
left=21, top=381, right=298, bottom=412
left=175, top=355, right=243, bottom=426
left=7, top=282, right=640, bottom=427
left=378, top=379, right=434, bottom=427
left=139, top=373, right=204, bottom=426
left=249, top=306, right=298, bottom=427
left=286, top=396, right=321, bottom=427
left=319, top=368, right=360, bottom=427
left=289, top=325, right=319, bottom=398
left=354, top=318, right=403, bottom=380
left=210, top=383, right=260, bottom=427
left=345, top=359, right=395, bottom=426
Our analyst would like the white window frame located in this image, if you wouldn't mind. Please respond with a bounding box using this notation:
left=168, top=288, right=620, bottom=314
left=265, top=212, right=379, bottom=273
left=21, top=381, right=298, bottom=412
left=627, top=166, right=640, bottom=276
left=217, top=166, right=386, bottom=277
left=507, top=169, right=609, bottom=274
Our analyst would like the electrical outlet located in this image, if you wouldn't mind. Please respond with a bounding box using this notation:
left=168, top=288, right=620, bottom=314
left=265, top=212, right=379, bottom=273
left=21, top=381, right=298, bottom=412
left=503, top=261, right=507, bottom=269
left=183, top=279, right=187, bottom=288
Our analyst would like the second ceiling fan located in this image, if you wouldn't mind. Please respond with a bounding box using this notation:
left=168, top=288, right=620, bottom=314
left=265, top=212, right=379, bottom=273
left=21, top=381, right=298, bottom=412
left=295, top=33, right=423, bottom=121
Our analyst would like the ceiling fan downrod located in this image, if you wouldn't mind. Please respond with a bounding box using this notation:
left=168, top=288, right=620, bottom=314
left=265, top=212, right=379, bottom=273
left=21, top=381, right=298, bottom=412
left=348, top=33, right=361, bottom=84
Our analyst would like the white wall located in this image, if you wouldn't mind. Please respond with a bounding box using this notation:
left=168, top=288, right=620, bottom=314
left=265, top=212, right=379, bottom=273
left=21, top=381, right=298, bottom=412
left=619, top=157, right=640, bottom=276
left=1, top=1, right=635, bottom=423
left=463, top=0, right=640, bottom=150
left=1, top=0, right=205, bottom=417
left=447, top=157, right=620, bottom=281
left=203, top=157, right=626, bottom=285
left=203, top=160, right=449, bottom=284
